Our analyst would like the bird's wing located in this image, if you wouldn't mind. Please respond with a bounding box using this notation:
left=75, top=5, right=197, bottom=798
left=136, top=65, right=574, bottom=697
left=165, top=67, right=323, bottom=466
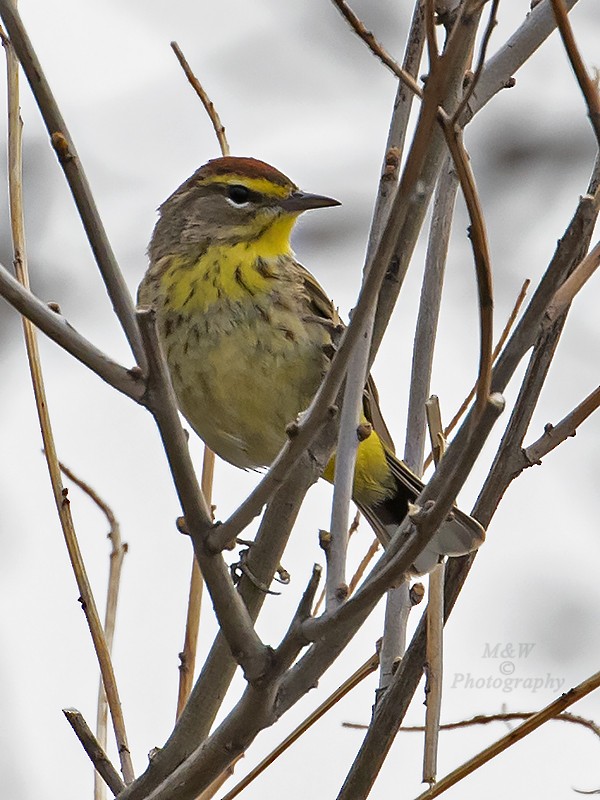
left=296, top=262, right=342, bottom=327
left=363, top=376, right=396, bottom=454
left=297, top=261, right=396, bottom=452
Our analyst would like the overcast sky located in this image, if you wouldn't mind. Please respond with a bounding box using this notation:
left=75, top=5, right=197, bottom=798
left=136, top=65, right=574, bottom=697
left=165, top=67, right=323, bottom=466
left=1, top=2, right=599, bottom=799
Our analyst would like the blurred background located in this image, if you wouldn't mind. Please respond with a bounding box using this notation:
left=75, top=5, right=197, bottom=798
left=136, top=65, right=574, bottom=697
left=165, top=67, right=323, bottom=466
left=0, top=1, right=599, bottom=798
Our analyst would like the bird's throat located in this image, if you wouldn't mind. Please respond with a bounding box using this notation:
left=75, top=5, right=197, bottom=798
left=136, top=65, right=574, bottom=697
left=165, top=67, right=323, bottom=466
left=160, top=215, right=296, bottom=314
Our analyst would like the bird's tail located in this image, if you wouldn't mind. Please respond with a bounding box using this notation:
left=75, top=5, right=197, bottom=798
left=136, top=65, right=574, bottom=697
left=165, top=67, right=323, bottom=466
left=357, top=450, right=485, bottom=575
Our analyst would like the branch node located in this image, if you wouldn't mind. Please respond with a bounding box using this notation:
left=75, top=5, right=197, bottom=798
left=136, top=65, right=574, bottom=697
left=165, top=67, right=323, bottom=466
left=356, top=422, right=373, bottom=441
left=410, top=582, right=426, bottom=606
left=319, top=529, right=332, bottom=551
left=50, top=130, right=74, bottom=162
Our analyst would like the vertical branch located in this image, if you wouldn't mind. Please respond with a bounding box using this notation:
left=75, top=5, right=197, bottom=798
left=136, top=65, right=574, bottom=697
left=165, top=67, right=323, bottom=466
left=2, top=27, right=134, bottom=786
left=339, top=0, right=426, bottom=674
left=422, top=396, right=446, bottom=785
left=405, top=158, right=459, bottom=471
left=377, top=581, right=412, bottom=692
left=176, top=447, right=214, bottom=719
left=325, top=0, right=425, bottom=612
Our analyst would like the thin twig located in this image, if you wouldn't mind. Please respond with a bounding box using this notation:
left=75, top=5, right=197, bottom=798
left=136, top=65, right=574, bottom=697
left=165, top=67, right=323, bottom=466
left=330, top=0, right=423, bottom=98
left=451, top=0, right=500, bottom=125
left=413, top=668, right=600, bottom=799
left=542, top=239, right=600, bottom=328
left=348, top=535, right=380, bottom=596
left=58, top=461, right=128, bottom=800
left=63, top=709, right=126, bottom=797
left=424, top=279, right=530, bottom=469
left=0, top=0, right=146, bottom=369
left=550, top=0, right=600, bottom=148
left=177, top=447, right=214, bottom=719
left=3, top=29, right=134, bottom=785
left=171, top=42, right=230, bottom=156
left=217, top=652, right=380, bottom=800
left=344, top=710, right=600, bottom=739
left=438, top=111, right=494, bottom=414
left=177, top=559, right=204, bottom=719
left=522, top=384, right=600, bottom=466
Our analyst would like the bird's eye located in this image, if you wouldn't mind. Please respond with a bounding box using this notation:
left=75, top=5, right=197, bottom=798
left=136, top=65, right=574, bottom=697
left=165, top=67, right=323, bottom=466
left=227, top=185, right=251, bottom=205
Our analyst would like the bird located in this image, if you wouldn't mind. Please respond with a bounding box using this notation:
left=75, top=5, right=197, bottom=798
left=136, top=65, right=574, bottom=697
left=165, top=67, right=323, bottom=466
left=138, top=156, right=484, bottom=573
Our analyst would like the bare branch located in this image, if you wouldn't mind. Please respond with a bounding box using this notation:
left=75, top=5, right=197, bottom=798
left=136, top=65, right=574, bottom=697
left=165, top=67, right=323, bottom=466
left=413, top=668, right=600, bottom=799
left=177, top=446, right=214, bottom=719
left=542, top=239, right=600, bottom=329
left=347, top=534, right=380, bottom=597
left=0, top=0, right=146, bottom=368
left=219, top=652, right=380, bottom=800
left=273, top=565, right=323, bottom=675
left=522, top=384, right=600, bottom=467
left=378, top=581, right=413, bottom=691
left=422, top=397, right=445, bottom=785
left=438, top=112, right=494, bottom=413
left=330, top=0, right=423, bottom=98
left=344, top=709, right=600, bottom=739
left=406, top=159, right=458, bottom=471
left=0, top=261, right=144, bottom=401
left=170, top=42, right=230, bottom=157
left=177, top=559, right=204, bottom=719
left=63, top=709, right=126, bottom=797
left=550, top=0, right=600, bottom=147
left=123, top=389, right=503, bottom=800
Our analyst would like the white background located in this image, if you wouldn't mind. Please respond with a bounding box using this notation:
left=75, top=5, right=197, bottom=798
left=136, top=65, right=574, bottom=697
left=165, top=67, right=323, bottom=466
left=0, top=2, right=599, bottom=799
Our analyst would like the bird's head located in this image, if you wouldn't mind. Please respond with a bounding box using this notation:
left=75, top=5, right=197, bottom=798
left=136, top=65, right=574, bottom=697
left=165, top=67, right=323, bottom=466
left=149, top=156, right=340, bottom=261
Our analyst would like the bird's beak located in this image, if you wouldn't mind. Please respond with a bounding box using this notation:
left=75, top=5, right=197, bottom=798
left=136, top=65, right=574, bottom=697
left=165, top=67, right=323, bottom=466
left=279, top=191, right=341, bottom=212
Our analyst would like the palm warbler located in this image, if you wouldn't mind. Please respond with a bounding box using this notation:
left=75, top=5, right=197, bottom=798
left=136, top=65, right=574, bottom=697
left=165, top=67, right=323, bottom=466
left=138, top=156, right=484, bottom=572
